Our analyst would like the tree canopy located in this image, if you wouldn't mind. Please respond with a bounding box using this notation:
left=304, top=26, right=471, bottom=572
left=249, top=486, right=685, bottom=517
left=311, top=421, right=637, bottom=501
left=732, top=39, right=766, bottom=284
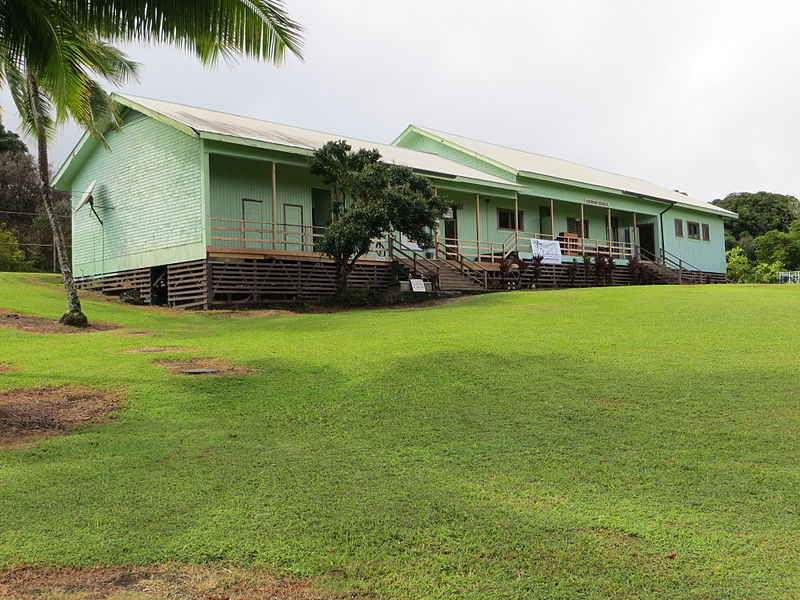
left=0, top=122, right=27, bottom=153
left=713, top=192, right=800, bottom=250
left=309, top=140, right=448, bottom=295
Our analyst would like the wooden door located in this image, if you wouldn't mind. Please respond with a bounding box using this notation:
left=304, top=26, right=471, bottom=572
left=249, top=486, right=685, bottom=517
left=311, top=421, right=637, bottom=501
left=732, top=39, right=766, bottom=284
left=242, top=198, right=264, bottom=249
left=638, top=223, right=656, bottom=258
left=283, top=204, right=304, bottom=251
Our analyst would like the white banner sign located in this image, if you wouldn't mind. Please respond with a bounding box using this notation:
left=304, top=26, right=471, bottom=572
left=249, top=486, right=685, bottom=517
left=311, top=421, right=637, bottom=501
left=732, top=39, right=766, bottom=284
left=530, top=239, right=563, bottom=265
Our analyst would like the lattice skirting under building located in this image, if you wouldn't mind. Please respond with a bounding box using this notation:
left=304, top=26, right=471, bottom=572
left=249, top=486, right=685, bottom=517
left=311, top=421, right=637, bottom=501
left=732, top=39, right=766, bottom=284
left=76, top=256, right=397, bottom=309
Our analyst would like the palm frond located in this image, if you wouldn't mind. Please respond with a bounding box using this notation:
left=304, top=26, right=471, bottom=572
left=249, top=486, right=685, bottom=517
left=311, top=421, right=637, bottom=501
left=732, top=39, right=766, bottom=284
left=59, top=0, right=304, bottom=64
left=4, top=65, right=55, bottom=141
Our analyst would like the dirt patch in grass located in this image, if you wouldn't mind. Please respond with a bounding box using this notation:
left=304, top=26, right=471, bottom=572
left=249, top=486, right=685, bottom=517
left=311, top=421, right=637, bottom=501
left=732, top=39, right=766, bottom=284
left=0, top=564, right=351, bottom=599
left=0, top=386, right=120, bottom=448
left=120, top=347, right=191, bottom=354
left=577, top=528, right=640, bottom=545
left=0, top=309, right=119, bottom=335
left=0, top=363, right=15, bottom=373
left=153, top=358, right=255, bottom=376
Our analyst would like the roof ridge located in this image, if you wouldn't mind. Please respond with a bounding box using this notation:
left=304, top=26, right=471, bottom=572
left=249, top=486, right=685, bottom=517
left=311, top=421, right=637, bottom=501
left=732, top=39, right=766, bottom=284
left=413, top=124, right=673, bottom=187
left=117, top=93, right=430, bottom=157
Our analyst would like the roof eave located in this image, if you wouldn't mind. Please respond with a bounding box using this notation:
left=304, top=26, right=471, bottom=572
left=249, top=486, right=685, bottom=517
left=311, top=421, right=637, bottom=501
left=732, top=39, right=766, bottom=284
left=51, top=130, right=95, bottom=188
left=113, top=93, right=199, bottom=138
left=200, top=131, right=520, bottom=191
left=396, top=125, right=520, bottom=178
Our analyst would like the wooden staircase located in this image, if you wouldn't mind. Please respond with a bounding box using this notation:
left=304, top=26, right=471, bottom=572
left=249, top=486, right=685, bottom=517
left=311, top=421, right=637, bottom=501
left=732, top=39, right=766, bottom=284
left=639, top=248, right=724, bottom=285
left=390, top=239, right=488, bottom=292
left=639, top=260, right=695, bottom=285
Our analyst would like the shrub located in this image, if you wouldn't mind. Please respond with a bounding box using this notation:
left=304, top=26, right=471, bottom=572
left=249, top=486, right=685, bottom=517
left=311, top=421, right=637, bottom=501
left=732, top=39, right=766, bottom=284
left=0, top=225, right=33, bottom=272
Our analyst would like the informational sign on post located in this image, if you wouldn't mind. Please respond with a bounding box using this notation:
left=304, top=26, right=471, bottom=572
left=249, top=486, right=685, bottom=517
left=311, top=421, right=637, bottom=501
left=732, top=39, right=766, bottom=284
left=409, top=278, right=427, bottom=292
left=530, top=239, right=563, bottom=265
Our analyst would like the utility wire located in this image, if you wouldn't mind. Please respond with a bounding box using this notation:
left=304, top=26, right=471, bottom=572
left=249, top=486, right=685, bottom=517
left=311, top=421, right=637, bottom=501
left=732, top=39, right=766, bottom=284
left=0, top=209, right=70, bottom=218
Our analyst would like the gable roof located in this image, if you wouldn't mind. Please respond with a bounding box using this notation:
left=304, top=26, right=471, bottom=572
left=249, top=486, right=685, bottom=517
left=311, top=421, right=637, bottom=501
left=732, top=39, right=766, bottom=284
left=395, top=125, right=736, bottom=217
left=53, top=94, right=519, bottom=191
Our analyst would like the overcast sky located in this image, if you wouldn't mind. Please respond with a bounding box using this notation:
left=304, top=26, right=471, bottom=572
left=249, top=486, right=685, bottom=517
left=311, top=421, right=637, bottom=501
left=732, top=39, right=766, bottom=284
left=2, top=0, right=799, bottom=203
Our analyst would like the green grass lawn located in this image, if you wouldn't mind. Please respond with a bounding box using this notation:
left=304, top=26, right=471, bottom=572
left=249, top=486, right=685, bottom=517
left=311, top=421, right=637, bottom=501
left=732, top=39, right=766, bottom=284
left=0, top=273, right=799, bottom=599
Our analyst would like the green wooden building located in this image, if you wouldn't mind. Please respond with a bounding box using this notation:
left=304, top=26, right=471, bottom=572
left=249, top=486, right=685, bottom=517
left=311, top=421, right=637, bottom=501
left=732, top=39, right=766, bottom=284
left=53, top=95, right=736, bottom=307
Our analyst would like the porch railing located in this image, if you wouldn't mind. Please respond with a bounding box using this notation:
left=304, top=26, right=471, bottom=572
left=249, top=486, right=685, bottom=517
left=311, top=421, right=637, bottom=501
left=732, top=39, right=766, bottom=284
left=500, top=230, right=638, bottom=261
left=211, top=217, right=638, bottom=267
left=209, top=218, right=389, bottom=258
left=439, top=237, right=505, bottom=262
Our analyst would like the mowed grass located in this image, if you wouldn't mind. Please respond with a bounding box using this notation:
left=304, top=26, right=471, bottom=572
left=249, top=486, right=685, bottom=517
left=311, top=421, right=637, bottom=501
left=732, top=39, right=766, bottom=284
left=0, top=273, right=799, bottom=599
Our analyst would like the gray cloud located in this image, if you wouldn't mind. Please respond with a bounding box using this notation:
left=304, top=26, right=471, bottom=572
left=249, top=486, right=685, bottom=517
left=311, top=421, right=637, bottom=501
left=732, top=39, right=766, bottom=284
left=2, top=0, right=798, bottom=202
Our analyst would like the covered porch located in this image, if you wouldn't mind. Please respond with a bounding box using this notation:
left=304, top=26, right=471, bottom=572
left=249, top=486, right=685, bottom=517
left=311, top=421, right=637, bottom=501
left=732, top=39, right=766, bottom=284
left=435, top=192, right=660, bottom=264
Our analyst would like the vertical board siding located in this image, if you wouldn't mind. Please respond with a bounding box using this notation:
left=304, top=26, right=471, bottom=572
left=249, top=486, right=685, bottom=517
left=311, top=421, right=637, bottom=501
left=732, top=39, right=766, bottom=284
left=70, top=113, right=203, bottom=277
left=209, top=154, right=314, bottom=248
left=209, top=154, right=272, bottom=246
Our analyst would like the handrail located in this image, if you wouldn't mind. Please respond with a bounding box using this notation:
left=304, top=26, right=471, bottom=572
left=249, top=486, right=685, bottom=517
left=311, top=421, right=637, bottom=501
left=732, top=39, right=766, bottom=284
left=441, top=237, right=505, bottom=262
left=660, top=248, right=704, bottom=273
left=639, top=247, right=703, bottom=273
left=388, top=237, right=441, bottom=287
left=433, top=240, right=488, bottom=289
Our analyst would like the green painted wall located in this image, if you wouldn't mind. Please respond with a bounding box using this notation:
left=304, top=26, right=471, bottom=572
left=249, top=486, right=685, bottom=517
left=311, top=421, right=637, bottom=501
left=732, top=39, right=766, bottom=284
left=396, top=131, right=516, bottom=182
left=208, top=152, right=325, bottom=249
left=67, top=112, right=203, bottom=277
left=399, top=132, right=727, bottom=272
left=437, top=188, right=646, bottom=258
left=661, top=207, right=727, bottom=273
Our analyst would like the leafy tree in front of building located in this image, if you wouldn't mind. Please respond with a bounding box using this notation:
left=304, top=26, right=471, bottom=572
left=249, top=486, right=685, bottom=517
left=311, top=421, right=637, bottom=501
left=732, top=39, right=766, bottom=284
left=309, top=140, right=448, bottom=297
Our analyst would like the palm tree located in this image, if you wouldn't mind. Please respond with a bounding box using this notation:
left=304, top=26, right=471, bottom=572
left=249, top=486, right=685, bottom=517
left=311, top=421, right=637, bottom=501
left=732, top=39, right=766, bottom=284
left=0, top=1, right=303, bottom=325
left=1, top=8, right=139, bottom=325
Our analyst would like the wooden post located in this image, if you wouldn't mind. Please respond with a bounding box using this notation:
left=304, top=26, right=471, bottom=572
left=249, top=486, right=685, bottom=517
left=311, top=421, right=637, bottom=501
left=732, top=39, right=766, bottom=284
left=607, top=207, right=612, bottom=256
left=550, top=198, right=555, bottom=241
left=475, top=193, right=481, bottom=260
left=580, top=203, right=585, bottom=255
left=632, top=212, right=638, bottom=258
left=434, top=187, right=439, bottom=259
left=514, top=192, right=519, bottom=255
left=271, top=161, right=278, bottom=249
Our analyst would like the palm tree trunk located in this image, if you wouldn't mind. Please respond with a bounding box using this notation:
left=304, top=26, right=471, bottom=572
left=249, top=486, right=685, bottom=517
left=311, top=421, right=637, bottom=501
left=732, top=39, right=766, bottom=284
left=27, top=74, right=88, bottom=326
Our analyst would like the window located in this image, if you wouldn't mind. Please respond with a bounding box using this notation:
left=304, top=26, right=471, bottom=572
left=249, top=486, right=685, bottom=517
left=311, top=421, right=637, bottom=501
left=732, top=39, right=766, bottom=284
left=687, top=221, right=700, bottom=239
left=566, top=217, right=590, bottom=238
left=674, top=218, right=684, bottom=237
left=702, top=223, right=710, bottom=241
left=498, top=208, right=523, bottom=230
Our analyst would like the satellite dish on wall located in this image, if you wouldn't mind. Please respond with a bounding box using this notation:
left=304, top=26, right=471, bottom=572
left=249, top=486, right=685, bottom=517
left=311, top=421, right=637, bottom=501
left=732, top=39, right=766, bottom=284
left=76, top=180, right=96, bottom=212
left=75, top=180, right=103, bottom=224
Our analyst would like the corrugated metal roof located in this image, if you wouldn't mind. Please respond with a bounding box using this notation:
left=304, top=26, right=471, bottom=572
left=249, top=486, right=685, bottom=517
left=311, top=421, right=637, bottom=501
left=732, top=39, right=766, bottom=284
left=402, top=125, right=737, bottom=217
left=113, top=95, right=519, bottom=189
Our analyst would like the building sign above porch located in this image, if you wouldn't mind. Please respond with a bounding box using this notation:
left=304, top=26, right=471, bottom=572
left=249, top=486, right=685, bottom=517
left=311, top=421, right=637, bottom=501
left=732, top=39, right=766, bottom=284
left=530, top=239, right=563, bottom=266
left=584, top=198, right=610, bottom=208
